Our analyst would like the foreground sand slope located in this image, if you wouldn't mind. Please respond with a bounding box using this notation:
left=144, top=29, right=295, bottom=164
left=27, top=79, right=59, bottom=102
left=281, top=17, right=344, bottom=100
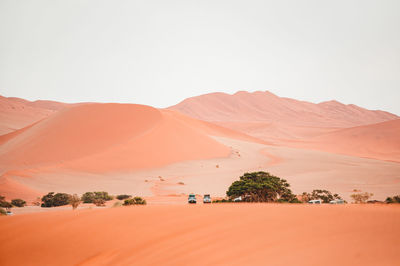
left=0, top=204, right=399, bottom=266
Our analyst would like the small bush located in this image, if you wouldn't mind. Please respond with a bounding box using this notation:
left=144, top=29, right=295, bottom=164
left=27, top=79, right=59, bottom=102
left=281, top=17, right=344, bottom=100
left=70, top=194, right=81, bottom=210
left=81, top=191, right=113, bottom=203
left=350, top=192, right=373, bottom=203
left=385, top=195, right=400, bottom=204
left=123, top=197, right=147, bottom=206
left=116, top=194, right=131, bottom=200
left=177, top=182, right=185, bottom=185
left=0, top=201, right=13, bottom=209
left=212, top=198, right=232, bottom=203
left=11, top=199, right=26, bottom=207
left=92, top=198, right=106, bottom=207
left=41, top=192, right=71, bottom=207
left=0, top=207, right=7, bottom=216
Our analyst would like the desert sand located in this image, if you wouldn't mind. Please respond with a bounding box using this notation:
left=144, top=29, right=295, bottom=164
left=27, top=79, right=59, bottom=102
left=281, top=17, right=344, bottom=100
left=0, top=95, right=67, bottom=135
left=1, top=93, right=400, bottom=202
left=0, top=204, right=399, bottom=266
left=169, top=91, right=400, bottom=162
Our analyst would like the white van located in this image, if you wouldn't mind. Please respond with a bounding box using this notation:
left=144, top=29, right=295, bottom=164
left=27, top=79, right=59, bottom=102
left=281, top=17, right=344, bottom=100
left=308, top=200, right=321, bottom=204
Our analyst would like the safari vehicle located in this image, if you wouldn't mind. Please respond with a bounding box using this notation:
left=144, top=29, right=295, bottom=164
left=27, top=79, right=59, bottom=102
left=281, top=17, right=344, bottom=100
left=188, top=194, right=197, bottom=204
left=203, top=194, right=211, bottom=203
left=308, top=200, right=321, bottom=204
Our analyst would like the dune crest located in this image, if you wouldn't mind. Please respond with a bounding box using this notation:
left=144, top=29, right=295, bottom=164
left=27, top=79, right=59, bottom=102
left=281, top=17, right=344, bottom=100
left=0, top=95, right=67, bottom=135
left=0, top=103, right=233, bottom=173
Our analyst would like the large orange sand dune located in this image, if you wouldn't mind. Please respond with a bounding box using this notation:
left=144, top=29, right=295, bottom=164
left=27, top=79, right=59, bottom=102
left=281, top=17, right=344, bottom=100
left=0, top=204, right=399, bottom=266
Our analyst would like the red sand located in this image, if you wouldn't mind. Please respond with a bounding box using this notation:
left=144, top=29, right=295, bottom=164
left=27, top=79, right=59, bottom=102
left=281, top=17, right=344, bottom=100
left=169, top=91, right=398, bottom=127
left=0, top=103, right=232, bottom=172
left=0, top=204, right=399, bottom=266
left=169, top=91, right=400, bottom=162
left=293, top=119, right=400, bottom=162
left=0, top=96, right=67, bottom=135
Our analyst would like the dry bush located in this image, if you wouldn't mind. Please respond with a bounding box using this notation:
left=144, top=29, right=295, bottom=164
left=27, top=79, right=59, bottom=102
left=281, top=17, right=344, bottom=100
left=92, top=198, right=106, bottom=207
left=350, top=192, right=373, bottom=203
left=70, top=194, right=81, bottom=210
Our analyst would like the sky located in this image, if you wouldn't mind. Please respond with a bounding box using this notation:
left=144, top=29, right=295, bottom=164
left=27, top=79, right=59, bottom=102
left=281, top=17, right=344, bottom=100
left=0, top=0, right=399, bottom=114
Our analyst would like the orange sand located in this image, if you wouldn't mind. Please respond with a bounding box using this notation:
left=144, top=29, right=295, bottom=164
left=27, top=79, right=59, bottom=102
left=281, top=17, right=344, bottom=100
left=0, top=204, right=399, bottom=266
left=0, top=96, right=67, bottom=135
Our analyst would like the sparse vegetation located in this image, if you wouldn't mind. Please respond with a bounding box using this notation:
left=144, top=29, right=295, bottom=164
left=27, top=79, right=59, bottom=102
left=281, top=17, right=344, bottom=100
left=177, top=182, right=185, bottom=185
left=226, top=172, right=297, bottom=202
left=350, top=192, right=373, bottom=203
left=385, top=195, right=400, bottom=204
left=123, top=197, right=147, bottom=206
left=212, top=198, right=232, bottom=203
left=11, top=199, right=26, bottom=207
left=116, top=194, right=131, bottom=200
left=81, top=191, right=113, bottom=203
left=92, top=198, right=106, bottom=206
left=0, top=207, right=6, bottom=216
left=300, top=190, right=342, bottom=203
left=70, top=194, right=81, bottom=209
left=41, top=192, right=71, bottom=207
left=0, top=195, right=13, bottom=209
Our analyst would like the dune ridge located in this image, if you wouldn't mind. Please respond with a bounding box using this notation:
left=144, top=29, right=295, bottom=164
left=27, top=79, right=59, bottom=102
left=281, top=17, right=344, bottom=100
left=0, top=95, right=67, bottom=135
left=169, top=91, right=398, bottom=127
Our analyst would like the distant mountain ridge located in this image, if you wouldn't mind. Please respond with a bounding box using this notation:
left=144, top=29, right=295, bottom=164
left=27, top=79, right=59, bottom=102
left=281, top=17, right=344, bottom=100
left=168, top=91, right=398, bottom=128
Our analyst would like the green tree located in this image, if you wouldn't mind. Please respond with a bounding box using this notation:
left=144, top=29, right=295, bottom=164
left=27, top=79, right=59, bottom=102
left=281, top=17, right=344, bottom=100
left=226, top=172, right=295, bottom=202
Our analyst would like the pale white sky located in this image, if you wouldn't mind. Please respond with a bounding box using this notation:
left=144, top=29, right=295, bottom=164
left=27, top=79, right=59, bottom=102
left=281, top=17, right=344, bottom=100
left=0, top=0, right=399, bottom=114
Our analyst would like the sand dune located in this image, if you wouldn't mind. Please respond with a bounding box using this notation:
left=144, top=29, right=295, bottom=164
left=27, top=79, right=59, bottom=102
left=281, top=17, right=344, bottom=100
left=0, top=95, right=67, bottom=135
left=169, top=91, right=400, bottom=162
left=0, top=103, right=237, bottom=173
left=0, top=204, right=399, bottom=266
left=169, top=91, right=398, bottom=127
left=298, top=119, right=400, bottom=162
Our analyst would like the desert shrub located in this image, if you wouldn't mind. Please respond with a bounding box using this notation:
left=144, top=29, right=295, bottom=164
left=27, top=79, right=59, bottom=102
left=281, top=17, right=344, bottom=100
left=301, top=190, right=342, bottom=203
left=226, top=171, right=295, bottom=202
left=0, top=195, right=12, bottom=209
left=81, top=191, right=113, bottom=203
left=92, top=198, right=106, bottom=207
left=11, top=199, right=26, bottom=207
left=123, top=197, right=147, bottom=206
left=212, top=198, right=232, bottom=203
left=0, top=207, right=6, bottom=216
left=70, top=194, right=81, bottom=210
left=350, top=192, right=373, bottom=203
left=41, top=192, right=71, bottom=207
left=116, top=194, right=131, bottom=200
left=0, top=201, right=13, bottom=209
left=385, top=195, right=400, bottom=204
